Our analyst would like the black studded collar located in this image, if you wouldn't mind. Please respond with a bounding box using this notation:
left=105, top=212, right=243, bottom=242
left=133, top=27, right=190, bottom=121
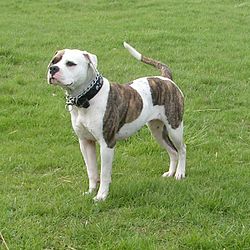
left=66, top=73, right=104, bottom=109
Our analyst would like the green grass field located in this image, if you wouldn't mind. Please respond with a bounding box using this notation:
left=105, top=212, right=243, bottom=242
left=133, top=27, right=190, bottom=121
left=0, top=0, right=249, bottom=249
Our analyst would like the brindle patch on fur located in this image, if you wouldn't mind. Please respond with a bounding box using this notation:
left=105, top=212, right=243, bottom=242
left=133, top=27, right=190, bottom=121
left=148, top=77, right=184, bottom=129
left=142, top=55, right=173, bottom=80
left=103, top=83, right=143, bottom=148
left=51, top=50, right=65, bottom=65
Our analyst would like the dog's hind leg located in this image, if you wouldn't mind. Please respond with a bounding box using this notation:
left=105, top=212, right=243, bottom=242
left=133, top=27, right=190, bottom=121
left=79, top=139, right=99, bottom=194
left=164, top=122, right=186, bottom=180
left=147, top=120, right=178, bottom=177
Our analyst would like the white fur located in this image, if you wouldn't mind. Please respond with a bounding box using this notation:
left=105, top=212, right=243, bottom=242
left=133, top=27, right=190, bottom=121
left=116, top=78, right=165, bottom=139
left=123, top=42, right=142, bottom=61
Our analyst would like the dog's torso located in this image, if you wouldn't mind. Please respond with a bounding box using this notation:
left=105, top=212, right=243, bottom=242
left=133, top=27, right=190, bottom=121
left=70, top=76, right=183, bottom=148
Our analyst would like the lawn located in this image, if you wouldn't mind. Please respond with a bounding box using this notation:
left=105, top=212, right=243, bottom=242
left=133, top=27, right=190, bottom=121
left=0, top=0, right=249, bottom=249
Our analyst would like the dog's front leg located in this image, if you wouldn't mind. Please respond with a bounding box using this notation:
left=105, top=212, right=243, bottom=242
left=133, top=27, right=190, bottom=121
left=94, top=142, right=114, bottom=201
left=79, top=138, right=99, bottom=195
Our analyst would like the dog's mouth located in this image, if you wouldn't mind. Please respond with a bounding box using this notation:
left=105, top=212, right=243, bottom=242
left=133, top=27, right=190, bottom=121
left=49, top=76, right=74, bottom=87
left=49, top=77, right=58, bottom=84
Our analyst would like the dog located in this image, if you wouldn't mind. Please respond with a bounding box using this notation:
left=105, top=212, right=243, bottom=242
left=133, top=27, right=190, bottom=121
left=47, top=42, right=186, bottom=201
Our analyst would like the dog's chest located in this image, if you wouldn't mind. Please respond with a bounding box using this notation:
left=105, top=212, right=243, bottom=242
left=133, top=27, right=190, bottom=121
left=70, top=106, right=103, bottom=141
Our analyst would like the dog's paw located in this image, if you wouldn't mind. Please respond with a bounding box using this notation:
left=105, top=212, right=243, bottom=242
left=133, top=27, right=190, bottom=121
left=93, top=191, right=108, bottom=202
left=83, top=188, right=96, bottom=196
left=162, top=171, right=175, bottom=178
left=93, top=194, right=107, bottom=202
left=175, top=171, right=185, bottom=180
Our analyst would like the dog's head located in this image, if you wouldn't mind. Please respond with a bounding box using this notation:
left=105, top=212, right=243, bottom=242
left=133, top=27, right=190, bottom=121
left=47, top=49, right=98, bottom=90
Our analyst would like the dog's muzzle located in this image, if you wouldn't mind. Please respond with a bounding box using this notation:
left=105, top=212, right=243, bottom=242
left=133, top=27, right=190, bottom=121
left=49, top=65, right=59, bottom=76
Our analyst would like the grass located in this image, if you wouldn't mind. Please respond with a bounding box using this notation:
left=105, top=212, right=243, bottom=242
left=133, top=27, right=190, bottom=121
left=0, top=0, right=249, bottom=249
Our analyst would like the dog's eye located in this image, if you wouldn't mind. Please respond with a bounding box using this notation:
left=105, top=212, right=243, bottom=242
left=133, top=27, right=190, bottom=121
left=66, top=61, right=77, bottom=67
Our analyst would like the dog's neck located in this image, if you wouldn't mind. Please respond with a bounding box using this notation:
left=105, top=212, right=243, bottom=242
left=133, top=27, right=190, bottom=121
left=64, top=64, right=105, bottom=109
left=66, top=65, right=97, bottom=97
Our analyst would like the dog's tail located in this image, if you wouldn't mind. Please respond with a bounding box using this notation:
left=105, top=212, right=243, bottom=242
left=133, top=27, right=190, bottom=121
left=123, top=42, right=173, bottom=80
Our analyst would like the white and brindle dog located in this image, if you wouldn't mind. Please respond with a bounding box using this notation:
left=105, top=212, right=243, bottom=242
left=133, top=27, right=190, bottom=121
left=47, top=42, right=186, bottom=201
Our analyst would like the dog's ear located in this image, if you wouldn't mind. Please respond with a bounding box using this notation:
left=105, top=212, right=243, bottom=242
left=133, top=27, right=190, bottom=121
left=48, top=50, right=64, bottom=68
left=83, top=51, right=98, bottom=69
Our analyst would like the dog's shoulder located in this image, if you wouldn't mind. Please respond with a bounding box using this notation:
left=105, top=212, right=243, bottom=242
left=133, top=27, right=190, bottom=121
left=108, top=82, right=141, bottom=101
left=105, top=81, right=143, bottom=123
left=102, top=81, right=143, bottom=148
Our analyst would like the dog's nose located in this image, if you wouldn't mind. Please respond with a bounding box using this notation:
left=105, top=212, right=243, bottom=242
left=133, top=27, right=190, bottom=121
left=50, top=65, right=59, bottom=75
